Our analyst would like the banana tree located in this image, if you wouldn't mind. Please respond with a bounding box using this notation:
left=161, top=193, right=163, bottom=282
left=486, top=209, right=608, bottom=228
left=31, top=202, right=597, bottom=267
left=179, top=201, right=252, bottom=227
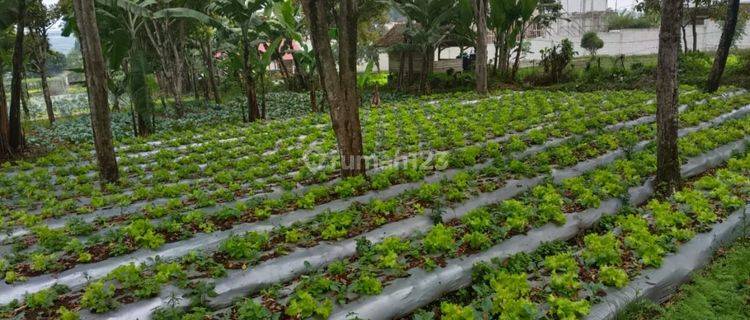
left=268, top=0, right=308, bottom=91
left=66, top=0, right=216, bottom=134
left=209, top=0, right=274, bottom=122
left=488, top=0, right=529, bottom=78
left=294, top=43, right=320, bottom=113
left=393, top=0, right=459, bottom=93
left=489, top=0, right=561, bottom=80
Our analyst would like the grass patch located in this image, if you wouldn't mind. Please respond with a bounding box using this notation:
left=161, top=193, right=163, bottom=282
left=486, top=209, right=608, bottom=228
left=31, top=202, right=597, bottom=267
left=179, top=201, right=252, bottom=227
left=618, top=236, right=750, bottom=320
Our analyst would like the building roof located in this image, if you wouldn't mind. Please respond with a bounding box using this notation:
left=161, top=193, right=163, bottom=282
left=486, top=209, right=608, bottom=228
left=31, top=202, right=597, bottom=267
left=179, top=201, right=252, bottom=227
left=375, top=23, right=407, bottom=47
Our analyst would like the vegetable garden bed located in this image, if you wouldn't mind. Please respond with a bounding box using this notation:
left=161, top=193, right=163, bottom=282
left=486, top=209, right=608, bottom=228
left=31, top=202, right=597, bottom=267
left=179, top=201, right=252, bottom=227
left=1, top=88, right=749, bottom=320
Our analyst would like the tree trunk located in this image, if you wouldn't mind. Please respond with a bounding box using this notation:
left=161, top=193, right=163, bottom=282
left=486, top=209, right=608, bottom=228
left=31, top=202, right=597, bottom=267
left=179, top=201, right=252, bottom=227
left=0, top=66, right=8, bottom=137
left=655, top=0, right=683, bottom=197
left=473, top=0, right=488, bottom=95
left=691, top=15, right=697, bottom=52
left=73, top=0, right=120, bottom=183
left=186, top=58, right=199, bottom=102
left=292, top=50, right=309, bottom=91
left=310, top=81, right=318, bottom=112
left=302, top=0, right=365, bottom=177
left=511, top=25, right=526, bottom=80
left=203, top=41, right=221, bottom=104
left=0, top=64, right=10, bottom=157
left=706, top=0, right=740, bottom=93
left=129, top=49, right=154, bottom=136
left=201, top=75, right=210, bottom=103
left=419, top=48, right=430, bottom=94
left=40, top=66, right=55, bottom=124
left=9, top=0, right=26, bottom=152
left=681, top=24, right=688, bottom=52
left=21, top=78, right=30, bottom=120
left=397, top=51, right=406, bottom=90
left=241, top=27, right=260, bottom=122
left=493, top=40, right=500, bottom=74
left=260, top=72, right=267, bottom=119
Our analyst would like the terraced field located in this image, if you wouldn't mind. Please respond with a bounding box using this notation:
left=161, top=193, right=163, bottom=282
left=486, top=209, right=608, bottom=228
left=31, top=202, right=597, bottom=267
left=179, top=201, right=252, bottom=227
left=2, top=88, right=750, bottom=320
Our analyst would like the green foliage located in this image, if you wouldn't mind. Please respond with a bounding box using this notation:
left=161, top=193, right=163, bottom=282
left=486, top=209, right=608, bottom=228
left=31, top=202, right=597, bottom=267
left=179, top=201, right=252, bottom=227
left=598, top=265, right=628, bottom=288
left=440, top=302, right=476, bottom=320
left=285, top=291, right=333, bottom=319
left=81, top=281, right=117, bottom=313
left=350, top=273, right=382, bottom=295
left=320, top=210, right=356, bottom=240
left=673, top=190, right=717, bottom=225
left=648, top=199, right=689, bottom=231
left=236, top=299, right=274, bottom=320
left=580, top=32, right=604, bottom=56
left=462, top=231, right=491, bottom=250
left=540, top=39, right=575, bottom=83
left=57, top=306, right=80, bottom=320
left=582, top=232, right=621, bottom=267
left=499, top=199, right=532, bottom=231
left=490, top=271, right=536, bottom=319
left=32, top=225, right=70, bottom=252
left=107, top=263, right=142, bottom=289
left=547, top=295, right=590, bottom=320
left=461, top=208, right=493, bottom=232
left=25, top=288, right=58, bottom=309
left=124, top=219, right=165, bottom=249
left=544, top=252, right=578, bottom=273
left=422, top=224, right=456, bottom=253
left=606, top=11, right=658, bottom=30
left=656, top=237, right=750, bottom=320
left=550, top=271, right=582, bottom=297
left=219, top=232, right=269, bottom=260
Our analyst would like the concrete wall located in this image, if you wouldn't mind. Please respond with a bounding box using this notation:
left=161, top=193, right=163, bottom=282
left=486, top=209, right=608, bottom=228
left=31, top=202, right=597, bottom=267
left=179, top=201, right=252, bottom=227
left=377, top=19, right=750, bottom=72
left=523, top=19, right=750, bottom=62
left=558, top=0, right=608, bottom=13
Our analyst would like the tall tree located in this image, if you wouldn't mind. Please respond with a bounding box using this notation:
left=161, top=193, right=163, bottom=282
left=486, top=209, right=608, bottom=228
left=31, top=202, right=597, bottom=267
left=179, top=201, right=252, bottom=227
left=210, top=0, right=270, bottom=122
left=8, top=0, right=26, bottom=152
left=72, top=0, right=119, bottom=183
left=194, top=26, right=221, bottom=104
left=473, top=0, right=488, bottom=94
left=26, top=0, right=60, bottom=124
left=655, top=0, right=684, bottom=196
left=0, top=28, right=13, bottom=157
left=301, top=0, right=365, bottom=177
left=706, top=0, right=740, bottom=92
left=393, top=0, right=458, bottom=93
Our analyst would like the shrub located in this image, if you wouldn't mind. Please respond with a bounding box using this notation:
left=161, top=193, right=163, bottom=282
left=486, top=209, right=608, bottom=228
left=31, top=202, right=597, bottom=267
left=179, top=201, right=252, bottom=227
left=606, top=10, right=658, bottom=30
left=581, top=32, right=604, bottom=56
left=540, top=39, right=576, bottom=83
